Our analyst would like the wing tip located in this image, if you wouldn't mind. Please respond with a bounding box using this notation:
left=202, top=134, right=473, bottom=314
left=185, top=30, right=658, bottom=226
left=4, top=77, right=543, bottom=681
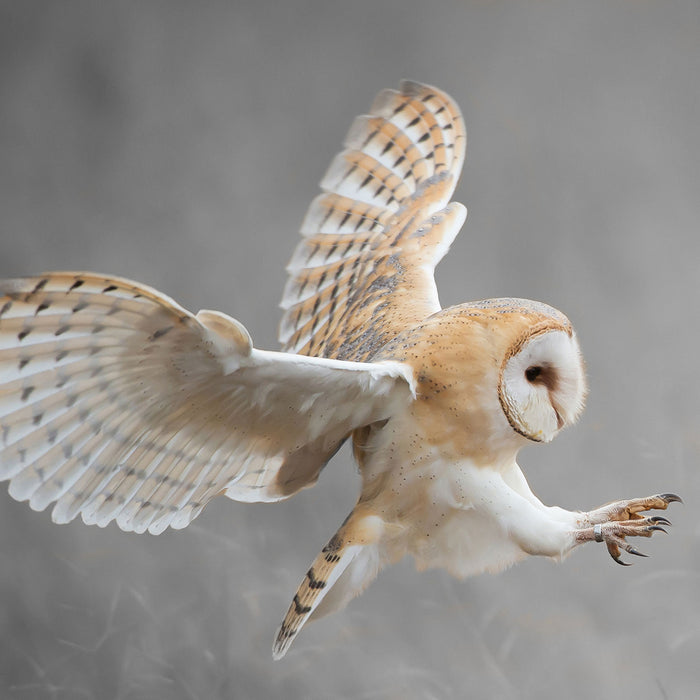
left=397, top=79, right=457, bottom=105
left=271, top=628, right=292, bottom=660
left=399, top=78, right=429, bottom=96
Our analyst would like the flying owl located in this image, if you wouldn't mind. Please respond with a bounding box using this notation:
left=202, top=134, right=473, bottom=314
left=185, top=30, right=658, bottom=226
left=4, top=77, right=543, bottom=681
left=0, top=81, right=680, bottom=659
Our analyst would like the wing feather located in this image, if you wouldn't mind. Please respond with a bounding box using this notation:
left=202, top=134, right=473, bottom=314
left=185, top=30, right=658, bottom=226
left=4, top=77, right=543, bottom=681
left=280, top=80, right=467, bottom=361
left=0, top=273, right=414, bottom=533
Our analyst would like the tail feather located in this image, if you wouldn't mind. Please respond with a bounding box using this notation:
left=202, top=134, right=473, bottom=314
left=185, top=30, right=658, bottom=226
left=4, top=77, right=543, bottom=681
left=272, top=511, right=383, bottom=659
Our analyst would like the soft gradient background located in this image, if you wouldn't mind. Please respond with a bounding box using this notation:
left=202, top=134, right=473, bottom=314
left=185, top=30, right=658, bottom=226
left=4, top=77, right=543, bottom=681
left=0, top=2, right=698, bottom=698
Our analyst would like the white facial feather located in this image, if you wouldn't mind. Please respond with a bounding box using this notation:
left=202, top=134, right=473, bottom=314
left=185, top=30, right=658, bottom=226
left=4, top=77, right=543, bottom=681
left=500, top=330, right=586, bottom=443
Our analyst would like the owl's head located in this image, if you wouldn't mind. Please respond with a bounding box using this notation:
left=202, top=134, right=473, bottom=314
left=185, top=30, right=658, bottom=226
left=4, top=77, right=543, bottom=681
left=498, top=327, right=586, bottom=443
left=377, top=299, right=587, bottom=452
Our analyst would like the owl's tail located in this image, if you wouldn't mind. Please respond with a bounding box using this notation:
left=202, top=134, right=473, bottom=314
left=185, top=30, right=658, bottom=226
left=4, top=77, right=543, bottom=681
left=272, top=507, right=388, bottom=659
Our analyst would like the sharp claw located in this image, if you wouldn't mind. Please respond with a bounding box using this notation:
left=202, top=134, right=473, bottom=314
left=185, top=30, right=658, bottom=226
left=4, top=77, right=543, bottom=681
left=628, top=547, right=648, bottom=557
left=613, top=556, right=632, bottom=566
left=648, top=525, right=668, bottom=534
left=649, top=516, right=671, bottom=526
left=659, top=493, right=683, bottom=505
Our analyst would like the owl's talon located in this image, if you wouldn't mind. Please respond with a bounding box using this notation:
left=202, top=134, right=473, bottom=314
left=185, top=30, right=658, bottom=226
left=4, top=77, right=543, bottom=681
left=659, top=493, right=683, bottom=505
left=607, top=542, right=632, bottom=566
left=613, top=557, right=632, bottom=566
left=583, top=509, right=671, bottom=566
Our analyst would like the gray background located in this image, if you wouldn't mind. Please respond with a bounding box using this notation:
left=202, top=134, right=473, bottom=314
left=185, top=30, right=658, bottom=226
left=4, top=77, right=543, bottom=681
left=0, top=1, right=698, bottom=698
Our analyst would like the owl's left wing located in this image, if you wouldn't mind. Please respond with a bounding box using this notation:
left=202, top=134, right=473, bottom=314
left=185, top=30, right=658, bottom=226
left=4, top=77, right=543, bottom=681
left=0, top=273, right=414, bottom=534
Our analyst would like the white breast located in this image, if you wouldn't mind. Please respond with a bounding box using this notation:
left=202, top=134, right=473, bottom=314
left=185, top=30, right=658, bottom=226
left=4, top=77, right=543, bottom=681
left=358, top=415, right=530, bottom=579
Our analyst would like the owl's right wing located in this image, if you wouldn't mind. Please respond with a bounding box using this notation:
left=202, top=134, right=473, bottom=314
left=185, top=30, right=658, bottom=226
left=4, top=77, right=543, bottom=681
left=280, top=80, right=467, bottom=362
left=0, top=273, right=414, bottom=534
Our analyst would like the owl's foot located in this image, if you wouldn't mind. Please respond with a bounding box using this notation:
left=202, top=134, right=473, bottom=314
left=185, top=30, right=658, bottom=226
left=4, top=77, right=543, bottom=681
left=577, top=493, right=682, bottom=565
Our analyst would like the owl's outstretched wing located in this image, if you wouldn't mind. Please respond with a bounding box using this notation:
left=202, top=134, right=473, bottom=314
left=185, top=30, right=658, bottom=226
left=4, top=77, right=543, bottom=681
left=280, top=80, right=467, bottom=362
left=0, top=273, right=414, bottom=534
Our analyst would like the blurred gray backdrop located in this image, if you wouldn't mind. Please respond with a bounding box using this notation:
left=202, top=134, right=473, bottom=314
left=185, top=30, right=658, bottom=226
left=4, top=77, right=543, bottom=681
left=0, top=1, right=698, bottom=698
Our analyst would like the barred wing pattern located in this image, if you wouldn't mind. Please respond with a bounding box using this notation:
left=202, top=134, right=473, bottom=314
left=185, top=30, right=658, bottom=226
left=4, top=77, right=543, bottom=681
left=280, top=80, right=467, bottom=362
left=0, top=274, right=413, bottom=534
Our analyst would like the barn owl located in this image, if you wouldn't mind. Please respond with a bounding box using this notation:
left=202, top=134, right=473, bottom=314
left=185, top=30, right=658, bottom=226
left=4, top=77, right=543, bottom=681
left=0, top=81, right=680, bottom=660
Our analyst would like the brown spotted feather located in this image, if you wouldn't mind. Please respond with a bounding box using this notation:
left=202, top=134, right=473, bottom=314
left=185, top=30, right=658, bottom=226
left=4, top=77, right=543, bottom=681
left=280, top=80, right=467, bottom=361
left=272, top=506, right=384, bottom=660
left=272, top=526, right=351, bottom=659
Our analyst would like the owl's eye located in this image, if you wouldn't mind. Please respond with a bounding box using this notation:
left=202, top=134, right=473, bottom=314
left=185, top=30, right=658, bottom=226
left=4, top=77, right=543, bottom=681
left=525, top=366, right=542, bottom=382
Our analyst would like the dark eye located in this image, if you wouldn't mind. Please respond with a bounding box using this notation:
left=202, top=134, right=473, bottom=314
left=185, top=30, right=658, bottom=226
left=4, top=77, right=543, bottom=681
left=525, top=366, right=542, bottom=382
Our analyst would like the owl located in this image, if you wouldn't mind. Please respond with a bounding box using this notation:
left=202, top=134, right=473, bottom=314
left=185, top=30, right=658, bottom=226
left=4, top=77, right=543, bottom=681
left=0, top=81, right=679, bottom=659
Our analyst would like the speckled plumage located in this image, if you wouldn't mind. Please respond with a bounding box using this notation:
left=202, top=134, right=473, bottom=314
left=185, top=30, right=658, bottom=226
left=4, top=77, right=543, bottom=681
left=280, top=81, right=466, bottom=362
left=0, top=82, right=679, bottom=661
